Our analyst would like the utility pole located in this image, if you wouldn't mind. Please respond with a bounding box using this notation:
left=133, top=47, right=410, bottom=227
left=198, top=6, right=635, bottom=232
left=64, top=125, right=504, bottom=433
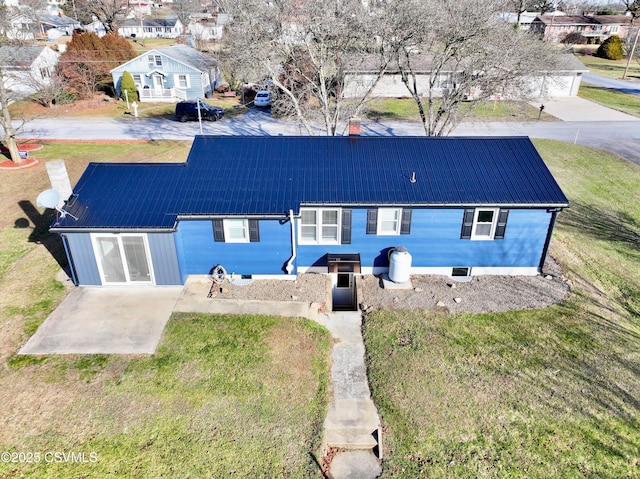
left=623, top=26, right=640, bottom=80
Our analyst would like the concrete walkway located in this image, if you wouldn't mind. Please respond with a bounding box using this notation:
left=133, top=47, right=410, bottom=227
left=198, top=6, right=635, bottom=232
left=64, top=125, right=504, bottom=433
left=316, top=311, right=382, bottom=479
left=20, top=277, right=382, bottom=477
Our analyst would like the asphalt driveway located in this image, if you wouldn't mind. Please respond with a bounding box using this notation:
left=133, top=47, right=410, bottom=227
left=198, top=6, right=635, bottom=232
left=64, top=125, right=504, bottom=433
left=19, top=287, right=183, bottom=355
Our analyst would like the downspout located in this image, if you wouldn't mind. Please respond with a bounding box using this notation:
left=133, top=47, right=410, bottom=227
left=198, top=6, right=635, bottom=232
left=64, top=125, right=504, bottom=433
left=61, top=234, right=79, bottom=286
left=285, top=209, right=296, bottom=274
left=539, top=209, right=560, bottom=273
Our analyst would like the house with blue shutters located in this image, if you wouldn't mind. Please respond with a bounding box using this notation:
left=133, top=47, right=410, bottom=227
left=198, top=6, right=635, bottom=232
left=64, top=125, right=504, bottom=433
left=110, top=44, right=221, bottom=102
left=50, top=135, right=568, bottom=303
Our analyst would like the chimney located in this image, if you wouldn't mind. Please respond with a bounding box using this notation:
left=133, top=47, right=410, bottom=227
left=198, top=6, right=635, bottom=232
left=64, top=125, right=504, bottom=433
left=348, top=116, right=361, bottom=136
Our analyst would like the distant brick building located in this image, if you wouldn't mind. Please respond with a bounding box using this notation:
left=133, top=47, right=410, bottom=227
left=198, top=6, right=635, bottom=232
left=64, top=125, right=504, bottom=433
left=531, top=14, right=632, bottom=42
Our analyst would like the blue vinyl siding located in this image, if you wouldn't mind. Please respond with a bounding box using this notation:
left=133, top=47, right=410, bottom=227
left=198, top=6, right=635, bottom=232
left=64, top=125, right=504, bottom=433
left=64, top=233, right=100, bottom=285
left=296, top=208, right=551, bottom=270
left=112, top=54, right=204, bottom=99
left=148, top=233, right=182, bottom=285
left=174, top=219, right=292, bottom=282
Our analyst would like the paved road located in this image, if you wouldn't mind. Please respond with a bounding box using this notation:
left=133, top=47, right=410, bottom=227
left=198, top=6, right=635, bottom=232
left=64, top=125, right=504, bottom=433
left=583, top=72, right=640, bottom=96
left=15, top=110, right=640, bottom=166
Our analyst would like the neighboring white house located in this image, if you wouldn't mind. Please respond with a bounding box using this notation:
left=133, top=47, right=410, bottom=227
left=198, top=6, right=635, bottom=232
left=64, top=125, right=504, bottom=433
left=343, top=54, right=588, bottom=100
left=83, top=19, right=107, bottom=37
left=2, top=11, right=39, bottom=41
left=38, top=12, right=82, bottom=38
left=118, top=17, right=184, bottom=38
left=187, top=13, right=231, bottom=41
left=499, top=11, right=542, bottom=30
left=0, top=45, right=59, bottom=100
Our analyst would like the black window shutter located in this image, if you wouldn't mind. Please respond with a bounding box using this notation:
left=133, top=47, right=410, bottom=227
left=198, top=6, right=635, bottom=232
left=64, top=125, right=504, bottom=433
left=341, top=209, right=352, bottom=244
left=249, top=219, right=260, bottom=242
left=460, top=209, right=475, bottom=239
left=494, top=209, right=509, bottom=240
left=366, top=209, right=378, bottom=234
left=400, top=209, right=412, bottom=234
left=213, top=219, right=225, bottom=242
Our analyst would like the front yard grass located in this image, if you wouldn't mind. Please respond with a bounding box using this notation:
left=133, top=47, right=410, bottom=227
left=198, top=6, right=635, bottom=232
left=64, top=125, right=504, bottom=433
left=577, top=54, right=640, bottom=81
left=0, top=141, right=331, bottom=478
left=364, top=98, right=554, bottom=122
left=0, top=314, right=330, bottom=478
left=364, top=139, right=640, bottom=478
left=578, top=84, right=640, bottom=118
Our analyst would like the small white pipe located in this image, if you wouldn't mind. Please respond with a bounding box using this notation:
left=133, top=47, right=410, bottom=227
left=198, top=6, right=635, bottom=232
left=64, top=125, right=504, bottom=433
left=285, top=209, right=296, bottom=274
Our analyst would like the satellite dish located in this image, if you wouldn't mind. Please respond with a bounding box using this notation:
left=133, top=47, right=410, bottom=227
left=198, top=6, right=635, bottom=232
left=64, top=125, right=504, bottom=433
left=36, top=188, right=78, bottom=221
left=36, top=189, right=60, bottom=209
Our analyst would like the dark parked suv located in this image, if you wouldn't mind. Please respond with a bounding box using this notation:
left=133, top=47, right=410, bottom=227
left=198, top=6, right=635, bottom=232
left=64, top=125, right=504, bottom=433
left=175, top=100, right=224, bottom=122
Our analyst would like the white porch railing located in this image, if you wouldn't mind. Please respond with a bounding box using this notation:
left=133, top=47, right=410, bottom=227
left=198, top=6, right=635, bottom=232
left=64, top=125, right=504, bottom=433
left=139, top=88, right=187, bottom=102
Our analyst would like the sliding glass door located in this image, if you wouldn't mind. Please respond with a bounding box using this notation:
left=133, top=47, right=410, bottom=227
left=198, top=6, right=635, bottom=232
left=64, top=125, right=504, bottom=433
left=92, top=234, right=154, bottom=285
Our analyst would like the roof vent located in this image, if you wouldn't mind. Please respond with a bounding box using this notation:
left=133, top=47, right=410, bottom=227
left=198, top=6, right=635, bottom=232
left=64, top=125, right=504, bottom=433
left=410, top=171, right=416, bottom=183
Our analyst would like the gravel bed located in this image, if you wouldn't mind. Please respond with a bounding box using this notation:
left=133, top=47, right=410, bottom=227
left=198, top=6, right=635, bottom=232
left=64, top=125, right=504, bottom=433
left=216, top=257, right=570, bottom=313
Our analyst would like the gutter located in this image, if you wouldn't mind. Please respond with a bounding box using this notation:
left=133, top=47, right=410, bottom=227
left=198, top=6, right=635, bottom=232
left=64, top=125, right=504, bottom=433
left=300, top=202, right=570, bottom=209
left=50, top=227, right=175, bottom=234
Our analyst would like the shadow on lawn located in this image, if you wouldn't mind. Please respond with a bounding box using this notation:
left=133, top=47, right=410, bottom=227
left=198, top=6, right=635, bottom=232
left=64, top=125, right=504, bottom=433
left=521, top=296, right=640, bottom=468
left=16, top=200, right=70, bottom=278
left=560, top=201, right=639, bottom=254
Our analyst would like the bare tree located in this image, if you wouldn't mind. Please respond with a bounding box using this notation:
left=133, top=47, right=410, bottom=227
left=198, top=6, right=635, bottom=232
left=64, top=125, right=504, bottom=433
left=386, top=0, right=557, bottom=136
left=173, top=0, right=201, bottom=26
left=530, top=0, right=555, bottom=14
left=75, top=0, right=131, bottom=34
left=222, top=0, right=391, bottom=135
left=0, top=48, right=23, bottom=164
left=622, top=0, right=640, bottom=24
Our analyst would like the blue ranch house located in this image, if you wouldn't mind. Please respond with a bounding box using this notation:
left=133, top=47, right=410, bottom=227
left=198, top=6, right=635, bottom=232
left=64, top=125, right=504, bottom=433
left=50, top=135, right=569, bottom=291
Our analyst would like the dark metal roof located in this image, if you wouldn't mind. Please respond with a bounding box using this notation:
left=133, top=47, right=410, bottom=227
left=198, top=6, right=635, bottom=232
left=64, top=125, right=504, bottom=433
left=52, top=136, right=569, bottom=231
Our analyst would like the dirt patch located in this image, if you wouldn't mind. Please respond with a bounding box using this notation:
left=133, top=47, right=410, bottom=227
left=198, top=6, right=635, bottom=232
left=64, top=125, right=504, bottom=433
left=212, top=257, right=569, bottom=314
left=215, top=274, right=327, bottom=305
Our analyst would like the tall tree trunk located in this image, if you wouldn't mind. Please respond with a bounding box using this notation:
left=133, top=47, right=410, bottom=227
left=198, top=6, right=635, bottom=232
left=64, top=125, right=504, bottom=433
left=0, top=70, right=22, bottom=164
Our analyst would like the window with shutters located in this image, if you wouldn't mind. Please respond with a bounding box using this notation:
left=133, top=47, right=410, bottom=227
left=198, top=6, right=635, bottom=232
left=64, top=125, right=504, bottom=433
left=223, top=219, right=249, bottom=243
left=461, top=208, right=509, bottom=240
left=213, top=219, right=260, bottom=243
left=299, top=208, right=342, bottom=244
left=377, top=208, right=401, bottom=235
left=367, top=208, right=412, bottom=235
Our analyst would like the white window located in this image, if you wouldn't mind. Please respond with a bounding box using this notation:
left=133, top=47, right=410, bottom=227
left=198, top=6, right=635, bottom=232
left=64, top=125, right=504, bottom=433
left=223, top=219, right=249, bottom=243
left=133, top=74, right=142, bottom=88
left=377, top=208, right=402, bottom=235
left=299, top=208, right=340, bottom=244
left=471, top=208, right=499, bottom=240
left=176, top=74, right=189, bottom=88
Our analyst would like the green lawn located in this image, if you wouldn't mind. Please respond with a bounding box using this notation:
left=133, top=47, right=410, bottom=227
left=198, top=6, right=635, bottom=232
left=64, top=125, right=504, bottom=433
left=0, top=142, right=331, bottom=478
left=577, top=54, right=640, bottom=81
left=364, top=98, right=554, bottom=122
left=579, top=84, right=640, bottom=118
left=364, top=140, right=640, bottom=478
left=0, top=314, right=330, bottom=478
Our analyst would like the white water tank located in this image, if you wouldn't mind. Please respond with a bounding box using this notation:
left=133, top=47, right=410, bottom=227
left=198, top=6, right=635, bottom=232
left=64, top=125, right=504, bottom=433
left=389, top=246, right=412, bottom=283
